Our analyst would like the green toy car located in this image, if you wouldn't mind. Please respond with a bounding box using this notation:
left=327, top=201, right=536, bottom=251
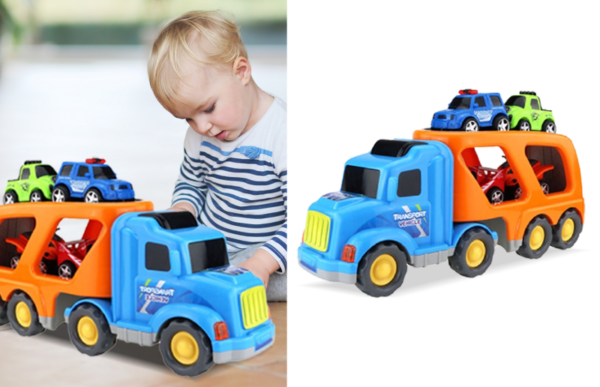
left=505, top=91, right=556, bottom=133
left=3, top=161, right=57, bottom=204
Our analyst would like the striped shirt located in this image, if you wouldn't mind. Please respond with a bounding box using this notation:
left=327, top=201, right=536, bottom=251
left=172, top=97, right=287, bottom=272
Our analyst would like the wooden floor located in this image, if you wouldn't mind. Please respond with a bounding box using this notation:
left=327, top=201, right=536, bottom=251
left=0, top=302, right=286, bottom=386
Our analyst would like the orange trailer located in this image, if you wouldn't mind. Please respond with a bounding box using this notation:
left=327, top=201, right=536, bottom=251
left=0, top=201, right=153, bottom=329
left=413, top=130, right=584, bottom=252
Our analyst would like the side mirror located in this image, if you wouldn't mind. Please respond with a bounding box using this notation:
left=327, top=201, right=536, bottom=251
left=84, top=173, right=91, bottom=178
left=387, top=177, right=398, bottom=202
left=474, top=103, right=479, bottom=108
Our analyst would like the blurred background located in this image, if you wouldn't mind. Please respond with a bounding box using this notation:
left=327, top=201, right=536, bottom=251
left=0, top=1, right=286, bottom=386
left=0, top=0, right=286, bottom=209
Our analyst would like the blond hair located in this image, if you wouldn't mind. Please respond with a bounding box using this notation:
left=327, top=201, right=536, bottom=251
left=148, top=10, right=247, bottom=112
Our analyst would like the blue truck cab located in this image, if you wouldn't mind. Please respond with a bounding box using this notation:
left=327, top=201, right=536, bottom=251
left=298, top=139, right=497, bottom=297
left=431, top=89, right=509, bottom=132
left=52, top=158, right=135, bottom=203
left=65, top=211, right=275, bottom=376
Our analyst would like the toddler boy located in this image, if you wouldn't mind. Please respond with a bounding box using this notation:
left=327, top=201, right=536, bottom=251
left=148, top=11, right=286, bottom=301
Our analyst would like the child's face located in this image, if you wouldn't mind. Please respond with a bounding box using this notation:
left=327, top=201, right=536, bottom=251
left=170, top=59, right=252, bottom=142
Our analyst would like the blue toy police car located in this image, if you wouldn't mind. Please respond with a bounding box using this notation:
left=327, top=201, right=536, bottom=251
left=431, top=89, right=510, bottom=132
left=51, top=158, right=135, bottom=202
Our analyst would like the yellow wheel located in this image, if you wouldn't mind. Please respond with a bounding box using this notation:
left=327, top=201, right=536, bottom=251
left=561, top=218, right=575, bottom=242
left=77, top=316, right=99, bottom=346
left=517, top=217, right=552, bottom=259
left=171, top=331, right=200, bottom=366
left=465, top=240, right=486, bottom=268
left=159, top=320, right=214, bottom=376
left=7, top=292, right=45, bottom=336
left=369, top=254, right=397, bottom=286
left=448, top=228, right=494, bottom=278
left=529, top=226, right=545, bottom=251
left=551, top=210, right=582, bottom=250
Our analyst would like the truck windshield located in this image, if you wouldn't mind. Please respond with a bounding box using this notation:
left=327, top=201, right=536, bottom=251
left=35, top=165, right=57, bottom=177
left=189, top=238, right=229, bottom=273
left=506, top=96, right=526, bottom=108
left=93, top=166, right=117, bottom=180
left=448, top=97, right=471, bottom=110
left=341, top=165, right=380, bottom=199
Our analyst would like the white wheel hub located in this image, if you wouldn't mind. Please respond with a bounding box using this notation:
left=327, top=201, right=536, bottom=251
left=85, top=191, right=99, bottom=203
left=53, top=189, right=65, bottom=202
left=465, top=121, right=478, bottom=132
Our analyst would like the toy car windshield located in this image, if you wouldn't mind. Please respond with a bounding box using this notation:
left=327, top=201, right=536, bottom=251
left=448, top=97, right=471, bottom=109
left=35, top=165, right=57, bottom=177
left=189, top=238, right=229, bottom=273
left=341, top=165, right=380, bottom=199
left=505, top=96, right=525, bottom=108
left=92, top=166, right=117, bottom=180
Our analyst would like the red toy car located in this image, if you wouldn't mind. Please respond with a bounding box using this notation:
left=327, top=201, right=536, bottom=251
left=469, top=159, right=554, bottom=204
left=6, top=232, right=95, bottom=279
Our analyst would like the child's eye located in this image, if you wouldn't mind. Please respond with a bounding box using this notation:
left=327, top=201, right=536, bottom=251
left=204, top=104, right=215, bottom=114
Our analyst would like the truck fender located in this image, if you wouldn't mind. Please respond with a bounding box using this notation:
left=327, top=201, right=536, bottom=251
left=347, top=227, right=418, bottom=265
left=451, top=223, right=498, bottom=249
left=64, top=298, right=114, bottom=324
left=460, top=115, right=478, bottom=127
left=150, top=303, right=224, bottom=343
left=54, top=183, right=71, bottom=196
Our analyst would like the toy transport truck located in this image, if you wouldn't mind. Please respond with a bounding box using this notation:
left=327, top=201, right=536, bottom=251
left=505, top=91, right=556, bottom=133
left=0, top=202, right=275, bottom=377
left=431, top=89, right=510, bottom=132
left=298, top=130, right=584, bottom=297
left=3, top=161, right=57, bottom=204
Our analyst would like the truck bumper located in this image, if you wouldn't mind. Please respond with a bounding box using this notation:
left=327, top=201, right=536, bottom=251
left=297, top=244, right=357, bottom=284
left=213, top=320, right=275, bottom=364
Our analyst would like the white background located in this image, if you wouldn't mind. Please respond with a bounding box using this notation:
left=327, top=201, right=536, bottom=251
left=288, top=1, right=599, bottom=386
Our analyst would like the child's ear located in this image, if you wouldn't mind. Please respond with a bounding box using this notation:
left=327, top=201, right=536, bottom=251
left=232, top=57, right=251, bottom=85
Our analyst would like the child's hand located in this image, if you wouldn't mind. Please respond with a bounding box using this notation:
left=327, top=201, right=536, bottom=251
left=168, top=202, right=197, bottom=216
left=238, top=249, right=280, bottom=288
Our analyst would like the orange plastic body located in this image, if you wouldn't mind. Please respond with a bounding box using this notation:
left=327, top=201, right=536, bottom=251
left=0, top=201, right=153, bottom=319
left=413, top=130, right=584, bottom=243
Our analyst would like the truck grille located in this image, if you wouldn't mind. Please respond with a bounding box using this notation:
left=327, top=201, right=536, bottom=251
left=304, top=211, right=330, bottom=252
left=438, top=115, right=446, bottom=119
left=240, top=286, right=269, bottom=330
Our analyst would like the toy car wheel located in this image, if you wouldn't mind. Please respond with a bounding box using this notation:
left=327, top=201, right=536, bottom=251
left=0, top=299, right=9, bottom=326
left=513, top=185, right=522, bottom=200
left=540, top=181, right=550, bottom=195
left=448, top=228, right=494, bottom=278
left=7, top=292, right=45, bottom=336
left=486, top=187, right=504, bottom=205
left=517, top=216, right=552, bottom=259
left=542, top=120, right=557, bottom=133
left=551, top=209, right=582, bottom=250
left=52, top=186, right=70, bottom=202
left=29, top=190, right=44, bottom=202
left=493, top=116, right=510, bottom=131
left=355, top=242, right=408, bottom=297
left=159, top=319, right=214, bottom=377
left=84, top=188, right=103, bottom=203
left=518, top=119, right=531, bottom=131
left=68, top=304, right=116, bottom=356
left=58, top=261, right=77, bottom=279
left=10, top=254, right=21, bottom=269
left=3, top=191, right=17, bottom=204
left=462, top=118, right=479, bottom=132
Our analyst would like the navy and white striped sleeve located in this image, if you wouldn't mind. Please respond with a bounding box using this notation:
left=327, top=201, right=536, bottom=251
left=171, top=128, right=208, bottom=217
left=260, top=127, right=287, bottom=273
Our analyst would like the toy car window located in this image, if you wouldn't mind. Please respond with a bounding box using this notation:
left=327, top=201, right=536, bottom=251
left=60, top=165, right=73, bottom=176
left=93, top=166, right=117, bottom=180
left=341, top=165, right=380, bottom=199
left=475, top=96, right=486, bottom=108
left=506, top=96, right=525, bottom=108
left=530, top=98, right=540, bottom=110
left=490, top=96, right=502, bottom=107
left=189, top=238, right=228, bottom=273
left=397, top=169, right=421, bottom=197
left=449, top=97, right=470, bottom=110
left=21, top=168, right=30, bottom=180
left=35, top=165, right=57, bottom=178
left=145, top=242, right=170, bottom=272
left=77, top=166, right=90, bottom=177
